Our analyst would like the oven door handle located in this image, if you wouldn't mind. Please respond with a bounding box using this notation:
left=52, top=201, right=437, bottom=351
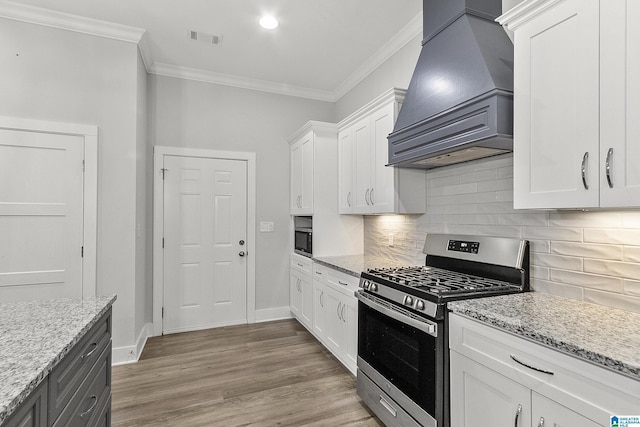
left=356, top=291, right=437, bottom=337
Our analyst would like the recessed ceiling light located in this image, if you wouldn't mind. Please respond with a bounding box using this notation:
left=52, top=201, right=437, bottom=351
left=259, top=15, right=278, bottom=30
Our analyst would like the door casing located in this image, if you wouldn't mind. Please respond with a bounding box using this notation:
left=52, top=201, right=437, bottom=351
left=153, top=146, right=256, bottom=336
left=0, top=116, right=98, bottom=298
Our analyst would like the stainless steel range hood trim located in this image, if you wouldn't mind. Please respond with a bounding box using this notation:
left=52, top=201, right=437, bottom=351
left=388, top=88, right=513, bottom=168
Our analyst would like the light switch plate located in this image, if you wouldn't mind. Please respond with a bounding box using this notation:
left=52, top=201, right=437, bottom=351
left=260, top=221, right=274, bottom=232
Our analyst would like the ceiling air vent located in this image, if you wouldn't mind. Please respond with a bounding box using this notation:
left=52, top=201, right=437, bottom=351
left=188, top=29, right=222, bottom=45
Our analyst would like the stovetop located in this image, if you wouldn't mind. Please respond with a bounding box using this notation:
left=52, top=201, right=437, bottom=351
left=357, top=234, right=530, bottom=319
left=361, top=265, right=523, bottom=303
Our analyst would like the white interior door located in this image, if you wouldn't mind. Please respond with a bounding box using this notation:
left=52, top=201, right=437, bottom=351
left=162, top=155, right=248, bottom=334
left=0, top=129, right=84, bottom=301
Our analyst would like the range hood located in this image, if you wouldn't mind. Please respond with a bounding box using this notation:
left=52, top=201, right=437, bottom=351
left=388, top=0, right=514, bottom=169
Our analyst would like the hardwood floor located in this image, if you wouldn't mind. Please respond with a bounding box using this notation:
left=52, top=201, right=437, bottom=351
left=112, top=319, right=383, bottom=426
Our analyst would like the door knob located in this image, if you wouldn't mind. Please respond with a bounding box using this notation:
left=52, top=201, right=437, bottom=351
left=239, top=251, right=246, bottom=257
left=239, top=240, right=245, bottom=246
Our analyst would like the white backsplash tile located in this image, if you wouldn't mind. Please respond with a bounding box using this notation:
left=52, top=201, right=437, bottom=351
left=363, top=154, right=640, bottom=314
left=624, top=279, right=640, bottom=297
left=551, top=241, right=623, bottom=260
left=550, top=269, right=624, bottom=293
left=584, top=289, right=640, bottom=314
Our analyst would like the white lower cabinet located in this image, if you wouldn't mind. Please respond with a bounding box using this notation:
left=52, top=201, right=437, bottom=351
left=449, top=313, right=640, bottom=427
left=304, top=262, right=359, bottom=375
left=290, top=254, right=313, bottom=330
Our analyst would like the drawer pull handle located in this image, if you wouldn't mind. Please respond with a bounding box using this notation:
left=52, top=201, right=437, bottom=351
left=315, top=271, right=322, bottom=275
left=514, top=404, right=522, bottom=427
left=82, top=342, right=98, bottom=359
left=538, top=417, right=545, bottom=427
left=80, top=395, right=98, bottom=418
left=510, top=355, right=554, bottom=375
left=338, top=280, right=348, bottom=286
left=379, top=396, right=397, bottom=418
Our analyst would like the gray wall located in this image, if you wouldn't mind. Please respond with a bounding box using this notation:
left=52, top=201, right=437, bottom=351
left=148, top=75, right=334, bottom=312
left=0, top=18, right=144, bottom=350
left=334, top=33, right=422, bottom=122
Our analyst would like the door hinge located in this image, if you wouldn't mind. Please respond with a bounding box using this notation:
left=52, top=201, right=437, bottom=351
left=162, top=238, right=165, bottom=248
left=160, top=168, right=167, bottom=179
left=162, top=307, right=164, bottom=318
left=81, top=246, right=84, bottom=257
left=82, top=160, right=85, bottom=172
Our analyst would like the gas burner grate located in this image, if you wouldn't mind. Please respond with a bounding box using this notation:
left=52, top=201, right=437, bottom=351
left=366, top=266, right=520, bottom=296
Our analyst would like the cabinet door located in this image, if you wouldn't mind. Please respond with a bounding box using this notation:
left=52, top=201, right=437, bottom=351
left=299, top=132, right=314, bottom=213
left=338, top=128, right=354, bottom=214
left=450, top=351, right=532, bottom=427
left=370, top=103, right=396, bottom=214
left=513, top=0, right=599, bottom=209
left=600, top=0, right=640, bottom=206
left=342, top=295, right=358, bottom=374
left=290, top=141, right=302, bottom=214
left=324, top=287, right=344, bottom=355
left=4, top=379, right=47, bottom=427
left=300, top=273, right=313, bottom=329
left=289, top=270, right=302, bottom=318
left=532, top=392, right=600, bottom=427
left=353, top=117, right=372, bottom=213
left=312, top=281, right=326, bottom=339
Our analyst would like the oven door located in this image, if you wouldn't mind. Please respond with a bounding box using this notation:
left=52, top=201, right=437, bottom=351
left=356, top=291, right=444, bottom=427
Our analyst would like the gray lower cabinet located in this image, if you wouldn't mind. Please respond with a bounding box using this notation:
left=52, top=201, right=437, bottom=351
left=4, top=309, right=112, bottom=427
left=3, top=380, right=48, bottom=427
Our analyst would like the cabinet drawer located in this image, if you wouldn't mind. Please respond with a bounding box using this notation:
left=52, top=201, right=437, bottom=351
left=290, top=253, right=312, bottom=275
left=326, top=268, right=359, bottom=297
left=449, top=313, right=640, bottom=424
left=52, top=342, right=111, bottom=427
left=3, top=379, right=48, bottom=427
left=312, top=263, right=328, bottom=284
left=48, top=310, right=111, bottom=423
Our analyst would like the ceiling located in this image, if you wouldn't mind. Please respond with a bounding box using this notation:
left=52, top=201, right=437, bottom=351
left=3, top=0, right=422, bottom=101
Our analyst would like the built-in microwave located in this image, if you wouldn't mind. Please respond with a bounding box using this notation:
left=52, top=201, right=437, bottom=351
left=294, top=228, right=312, bottom=257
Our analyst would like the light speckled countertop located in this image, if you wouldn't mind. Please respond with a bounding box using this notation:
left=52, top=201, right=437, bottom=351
left=0, top=295, right=116, bottom=424
left=312, top=254, right=408, bottom=278
left=449, top=292, right=640, bottom=380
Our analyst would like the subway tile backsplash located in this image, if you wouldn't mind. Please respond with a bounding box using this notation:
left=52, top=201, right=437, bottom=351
left=364, top=154, right=640, bottom=314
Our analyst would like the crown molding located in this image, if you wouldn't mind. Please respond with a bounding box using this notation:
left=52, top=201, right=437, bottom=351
left=0, top=0, right=146, bottom=43
left=331, top=11, right=422, bottom=102
left=149, top=62, right=336, bottom=102
left=497, top=0, right=564, bottom=31
left=0, top=0, right=422, bottom=102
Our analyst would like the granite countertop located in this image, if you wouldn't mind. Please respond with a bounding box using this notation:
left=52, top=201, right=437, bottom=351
left=312, top=254, right=408, bottom=277
left=449, top=292, right=640, bottom=380
left=0, top=295, right=117, bottom=424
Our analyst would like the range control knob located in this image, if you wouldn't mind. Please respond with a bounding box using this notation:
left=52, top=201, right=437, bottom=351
left=404, top=296, right=414, bottom=306
left=370, top=283, right=379, bottom=293
left=416, top=300, right=425, bottom=311
left=361, top=280, right=369, bottom=290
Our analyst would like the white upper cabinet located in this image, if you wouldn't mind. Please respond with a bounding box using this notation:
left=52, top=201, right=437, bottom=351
left=290, top=130, right=314, bottom=214
left=500, top=0, right=640, bottom=209
left=338, top=88, right=426, bottom=215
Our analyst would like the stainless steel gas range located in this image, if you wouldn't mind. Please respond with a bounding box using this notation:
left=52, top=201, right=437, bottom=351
left=355, top=234, right=530, bottom=427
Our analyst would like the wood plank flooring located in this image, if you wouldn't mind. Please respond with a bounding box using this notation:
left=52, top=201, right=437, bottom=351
left=112, top=319, right=383, bottom=426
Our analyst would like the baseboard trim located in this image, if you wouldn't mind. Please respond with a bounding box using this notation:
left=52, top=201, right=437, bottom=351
left=254, top=306, right=292, bottom=323
left=112, top=322, right=153, bottom=366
